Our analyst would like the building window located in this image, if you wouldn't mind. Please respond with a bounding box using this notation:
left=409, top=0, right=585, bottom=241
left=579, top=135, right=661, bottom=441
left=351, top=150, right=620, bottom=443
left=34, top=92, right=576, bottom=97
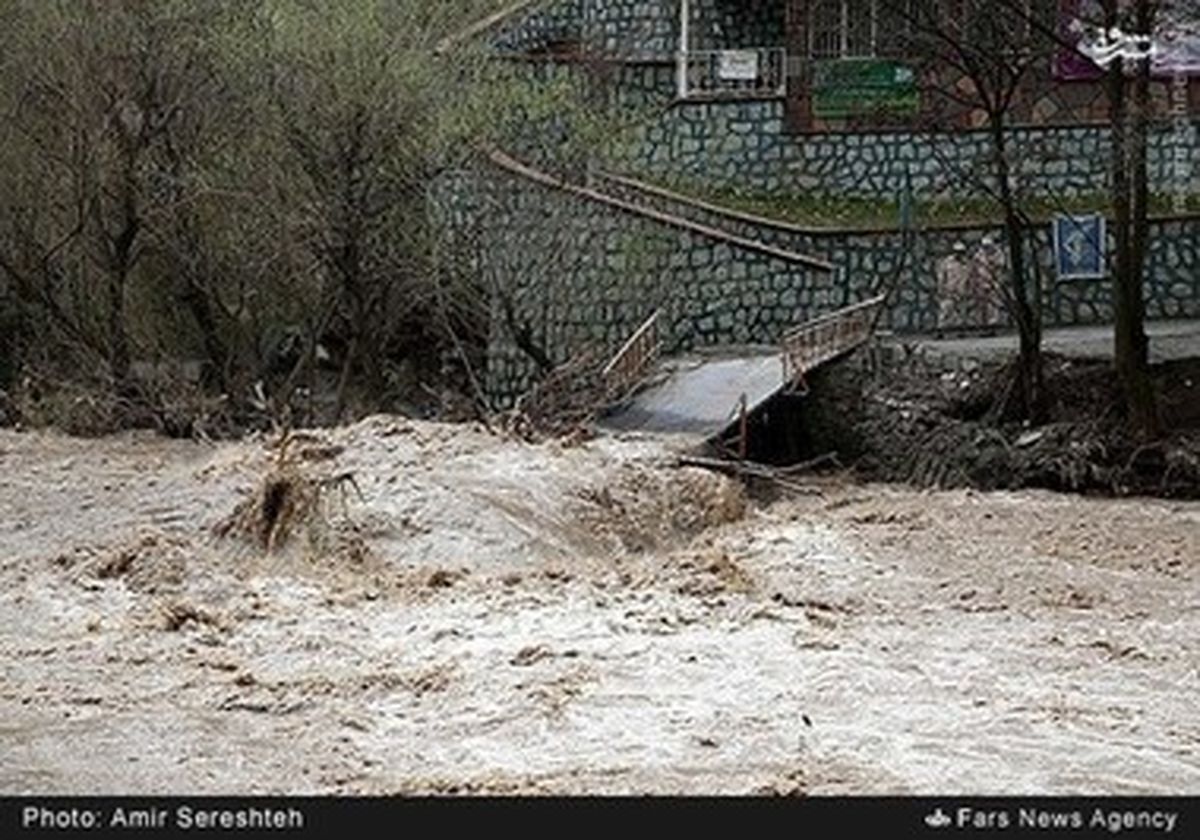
left=808, top=1, right=1035, bottom=62
left=809, top=0, right=879, bottom=60
left=933, top=0, right=1035, bottom=51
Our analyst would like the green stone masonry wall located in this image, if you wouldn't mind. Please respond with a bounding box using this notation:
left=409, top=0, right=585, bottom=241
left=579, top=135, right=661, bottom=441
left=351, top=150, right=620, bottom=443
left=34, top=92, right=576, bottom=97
left=609, top=65, right=1200, bottom=204
left=438, top=162, right=838, bottom=405
left=492, top=0, right=776, bottom=58
left=598, top=174, right=1200, bottom=332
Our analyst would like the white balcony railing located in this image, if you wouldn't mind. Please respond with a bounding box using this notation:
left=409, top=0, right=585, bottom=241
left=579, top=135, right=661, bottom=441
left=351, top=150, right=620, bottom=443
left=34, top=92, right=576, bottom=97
left=677, top=47, right=788, bottom=100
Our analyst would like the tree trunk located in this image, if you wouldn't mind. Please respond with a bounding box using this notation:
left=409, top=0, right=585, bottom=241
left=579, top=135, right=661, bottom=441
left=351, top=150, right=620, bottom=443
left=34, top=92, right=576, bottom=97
left=1109, top=0, right=1160, bottom=437
left=178, top=275, right=230, bottom=393
left=333, top=332, right=358, bottom=422
left=107, top=252, right=133, bottom=389
left=164, top=133, right=231, bottom=394
left=106, top=147, right=140, bottom=391
left=991, top=116, right=1045, bottom=422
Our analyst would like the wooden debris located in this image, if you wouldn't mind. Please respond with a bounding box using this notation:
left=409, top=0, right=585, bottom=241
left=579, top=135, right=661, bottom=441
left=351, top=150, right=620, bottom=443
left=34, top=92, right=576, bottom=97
left=676, top=453, right=840, bottom=494
left=499, top=350, right=610, bottom=442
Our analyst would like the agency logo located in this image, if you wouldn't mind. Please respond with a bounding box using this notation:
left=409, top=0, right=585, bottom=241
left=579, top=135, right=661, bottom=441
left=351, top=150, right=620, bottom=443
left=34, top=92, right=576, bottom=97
left=924, top=808, right=952, bottom=829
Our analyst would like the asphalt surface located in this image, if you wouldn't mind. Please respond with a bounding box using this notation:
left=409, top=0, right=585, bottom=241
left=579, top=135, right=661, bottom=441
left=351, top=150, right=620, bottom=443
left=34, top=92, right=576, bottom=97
left=903, top=319, right=1200, bottom=364
left=601, top=351, right=785, bottom=436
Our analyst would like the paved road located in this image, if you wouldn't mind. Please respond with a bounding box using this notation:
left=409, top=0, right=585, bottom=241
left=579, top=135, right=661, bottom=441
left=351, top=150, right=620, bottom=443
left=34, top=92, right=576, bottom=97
left=900, top=319, right=1200, bottom=364
left=602, top=320, right=1200, bottom=437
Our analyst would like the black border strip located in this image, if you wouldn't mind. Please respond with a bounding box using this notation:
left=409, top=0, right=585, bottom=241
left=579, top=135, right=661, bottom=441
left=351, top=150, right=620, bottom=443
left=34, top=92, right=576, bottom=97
left=2, top=796, right=1196, bottom=838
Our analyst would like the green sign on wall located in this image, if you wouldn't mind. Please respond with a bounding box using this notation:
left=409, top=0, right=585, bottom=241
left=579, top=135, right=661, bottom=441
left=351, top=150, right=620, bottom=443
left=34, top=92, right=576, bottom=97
left=813, top=59, right=920, bottom=119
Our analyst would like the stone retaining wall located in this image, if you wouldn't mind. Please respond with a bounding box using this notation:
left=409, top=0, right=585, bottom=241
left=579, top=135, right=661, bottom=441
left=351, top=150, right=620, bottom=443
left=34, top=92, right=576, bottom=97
left=492, top=8, right=1200, bottom=202
left=492, top=0, right=773, bottom=58
left=597, top=174, right=1200, bottom=332
left=439, top=156, right=838, bottom=405
left=608, top=64, right=1200, bottom=203
left=467, top=3, right=1199, bottom=403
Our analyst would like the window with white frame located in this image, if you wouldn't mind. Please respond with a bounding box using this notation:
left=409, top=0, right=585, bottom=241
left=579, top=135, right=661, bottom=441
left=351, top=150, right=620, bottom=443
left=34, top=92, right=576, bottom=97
left=809, top=1, right=1035, bottom=61
left=810, top=0, right=879, bottom=60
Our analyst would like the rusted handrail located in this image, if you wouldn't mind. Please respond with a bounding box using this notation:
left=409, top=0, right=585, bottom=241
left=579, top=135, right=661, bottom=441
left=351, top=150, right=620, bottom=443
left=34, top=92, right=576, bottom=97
left=602, top=310, right=661, bottom=400
left=781, top=295, right=886, bottom=384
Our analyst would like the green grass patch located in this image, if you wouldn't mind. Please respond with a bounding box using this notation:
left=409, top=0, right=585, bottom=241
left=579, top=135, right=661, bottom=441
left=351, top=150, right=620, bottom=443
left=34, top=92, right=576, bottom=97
left=647, top=177, right=1200, bottom=230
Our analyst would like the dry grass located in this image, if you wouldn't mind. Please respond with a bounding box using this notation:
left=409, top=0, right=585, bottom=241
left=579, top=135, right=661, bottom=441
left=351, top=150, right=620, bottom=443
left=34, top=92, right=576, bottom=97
left=214, top=430, right=365, bottom=554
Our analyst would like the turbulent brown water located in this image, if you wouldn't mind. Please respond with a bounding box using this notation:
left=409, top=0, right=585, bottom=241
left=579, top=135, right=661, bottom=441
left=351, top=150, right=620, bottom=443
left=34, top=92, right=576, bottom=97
left=1, top=420, right=1197, bottom=794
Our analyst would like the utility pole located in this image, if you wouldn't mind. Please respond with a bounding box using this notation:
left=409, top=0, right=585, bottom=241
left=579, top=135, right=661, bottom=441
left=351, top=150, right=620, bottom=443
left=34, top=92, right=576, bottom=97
left=677, top=0, right=691, bottom=99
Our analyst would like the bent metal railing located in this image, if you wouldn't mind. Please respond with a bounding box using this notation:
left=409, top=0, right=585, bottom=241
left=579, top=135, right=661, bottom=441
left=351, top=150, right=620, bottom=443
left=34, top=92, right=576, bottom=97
left=781, top=295, right=887, bottom=385
left=602, top=310, right=661, bottom=400
left=679, top=47, right=787, bottom=100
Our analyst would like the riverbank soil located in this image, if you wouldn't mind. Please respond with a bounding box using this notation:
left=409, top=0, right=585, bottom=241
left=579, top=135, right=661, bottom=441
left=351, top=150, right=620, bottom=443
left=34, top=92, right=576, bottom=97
left=798, top=350, right=1200, bottom=499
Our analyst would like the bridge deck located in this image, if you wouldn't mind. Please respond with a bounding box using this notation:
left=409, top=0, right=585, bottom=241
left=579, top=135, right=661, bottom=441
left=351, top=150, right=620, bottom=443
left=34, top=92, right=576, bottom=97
left=601, top=350, right=785, bottom=437
left=600, top=296, right=886, bottom=441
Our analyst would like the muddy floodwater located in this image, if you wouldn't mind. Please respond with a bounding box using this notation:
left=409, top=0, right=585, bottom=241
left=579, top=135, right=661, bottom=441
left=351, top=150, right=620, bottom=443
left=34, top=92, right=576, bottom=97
left=1, top=419, right=1197, bottom=794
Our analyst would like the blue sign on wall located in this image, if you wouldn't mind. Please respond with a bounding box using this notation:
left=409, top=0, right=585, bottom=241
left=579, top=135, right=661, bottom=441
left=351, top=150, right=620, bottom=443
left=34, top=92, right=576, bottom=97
left=1053, top=214, right=1106, bottom=280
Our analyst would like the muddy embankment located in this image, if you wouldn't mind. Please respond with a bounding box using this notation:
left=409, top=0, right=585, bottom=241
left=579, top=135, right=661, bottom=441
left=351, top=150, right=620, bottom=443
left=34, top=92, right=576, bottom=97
left=788, top=349, right=1200, bottom=499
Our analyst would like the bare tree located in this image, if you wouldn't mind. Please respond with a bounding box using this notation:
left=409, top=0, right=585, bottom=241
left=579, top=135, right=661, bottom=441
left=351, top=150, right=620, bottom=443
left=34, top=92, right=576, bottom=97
left=0, top=0, right=626, bottom=429
left=263, top=0, right=536, bottom=419
left=1103, top=0, right=1162, bottom=436
left=0, top=1, right=270, bottom=401
left=889, top=0, right=1050, bottom=420
left=994, top=0, right=1199, bottom=435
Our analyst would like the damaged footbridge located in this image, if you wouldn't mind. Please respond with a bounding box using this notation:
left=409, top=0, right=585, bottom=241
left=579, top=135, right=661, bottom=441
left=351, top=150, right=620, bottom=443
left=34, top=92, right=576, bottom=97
left=599, top=294, right=887, bottom=455
left=475, top=149, right=890, bottom=451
